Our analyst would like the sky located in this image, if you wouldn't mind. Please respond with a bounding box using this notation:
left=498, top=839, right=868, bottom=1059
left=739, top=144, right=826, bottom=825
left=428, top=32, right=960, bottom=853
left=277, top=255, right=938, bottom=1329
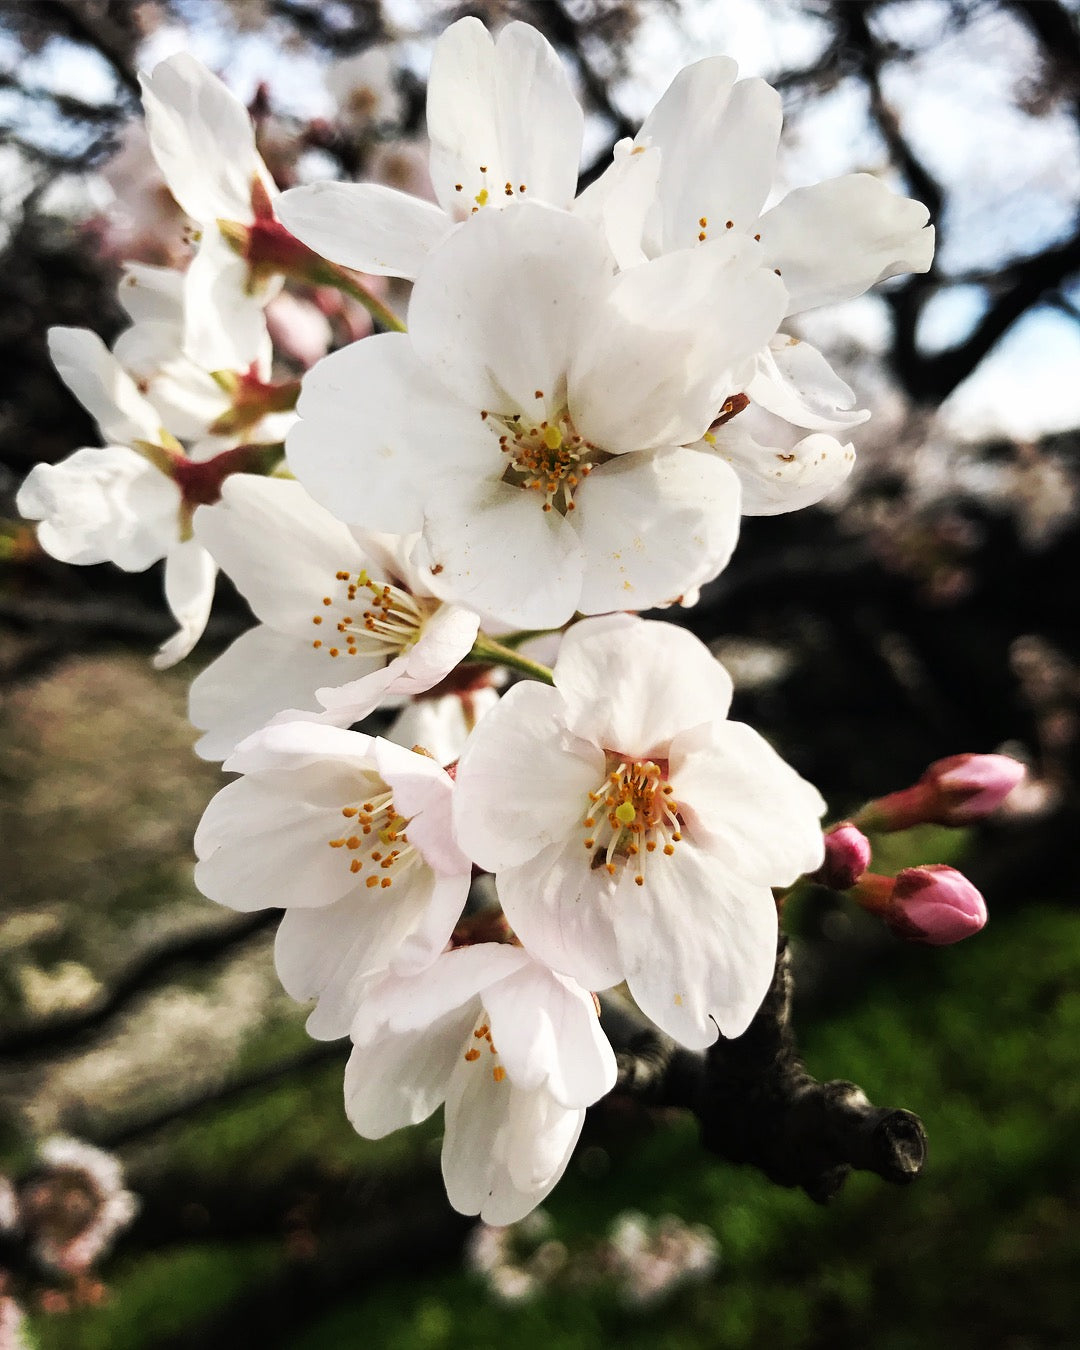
left=1, top=0, right=1078, bottom=442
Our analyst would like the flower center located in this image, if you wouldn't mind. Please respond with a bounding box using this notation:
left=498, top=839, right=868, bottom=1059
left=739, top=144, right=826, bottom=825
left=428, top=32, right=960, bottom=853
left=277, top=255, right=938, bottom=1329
left=311, top=568, right=429, bottom=659
left=491, top=408, right=597, bottom=515
left=326, top=789, right=419, bottom=890
left=462, top=1013, right=507, bottom=1084
left=583, top=759, right=683, bottom=887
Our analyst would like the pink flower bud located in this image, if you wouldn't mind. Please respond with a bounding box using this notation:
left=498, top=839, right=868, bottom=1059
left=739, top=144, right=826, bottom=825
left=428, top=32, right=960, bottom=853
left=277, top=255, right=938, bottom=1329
left=814, top=822, right=872, bottom=890
left=855, top=752, right=1026, bottom=832
left=922, top=754, right=1026, bottom=824
left=887, top=865, right=987, bottom=945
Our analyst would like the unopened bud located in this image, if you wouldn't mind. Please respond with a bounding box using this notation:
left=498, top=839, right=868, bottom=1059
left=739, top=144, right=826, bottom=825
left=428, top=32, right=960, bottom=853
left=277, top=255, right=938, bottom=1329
left=852, top=865, right=987, bottom=945
left=921, top=754, right=1026, bottom=824
left=813, top=822, right=872, bottom=890
left=855, top=752, right=1026, bottom=832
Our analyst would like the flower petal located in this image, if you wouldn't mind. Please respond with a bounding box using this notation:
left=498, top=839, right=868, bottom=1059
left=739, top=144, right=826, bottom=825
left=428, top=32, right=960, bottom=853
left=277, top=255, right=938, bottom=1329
left=48, top=327, right=163, bottom=447
left=483, top=958, right=618, bottom=1106
left=418, top=477, right=586, bottom=629
left=454, top=680, right=605, bottom=870
left=758, top=173, right=934, bottom=314
left=669, top=720, right=826, bottom=886
left=747, top=336, right=870, bottom=433
left=427, top=18, right=582, bottom=213
left=614, top=842, right=779, bottom=1047
left=553, top=615, right=734, bottom=757
left=189, top=624, right=350, bottom=761
left=140, top=52, right=272, bottom=224
left=276, top=181, right=452, bottom=279
left=182, top=227, right=277, bottom=373
left=372, top=736, right=471, bottom=876
left=193, top=475, right=370, bottom=636
left=287, top=333, right=487, bottom=532
left=408, top=202, right=610, bottom=416
left=709, top=424, right=856, bottom=516
left=345, top=1005, right=471, bottom=1137
left=572, top=447, right=742, bottom=615
left=154, top=537, right=216, bottom=668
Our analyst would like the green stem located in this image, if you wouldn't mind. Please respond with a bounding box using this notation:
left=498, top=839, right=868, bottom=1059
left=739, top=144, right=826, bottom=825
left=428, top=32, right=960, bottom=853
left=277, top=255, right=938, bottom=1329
left=495, top=627, right=557, bottom=650
left=314, top=262, right=407, bottom=334
left=468, top=633, right=555, bottom=685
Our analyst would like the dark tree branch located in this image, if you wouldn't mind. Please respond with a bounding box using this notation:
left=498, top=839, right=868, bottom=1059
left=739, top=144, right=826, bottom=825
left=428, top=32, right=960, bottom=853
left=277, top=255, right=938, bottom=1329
left=605, top=937, right=926, bottom=1202
left=0, top=912, right=277, bottom=1063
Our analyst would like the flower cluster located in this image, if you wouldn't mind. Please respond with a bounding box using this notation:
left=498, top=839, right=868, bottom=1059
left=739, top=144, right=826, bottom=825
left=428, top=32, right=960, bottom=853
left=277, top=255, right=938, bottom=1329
left=19, top=19, right=1018, bottom=1226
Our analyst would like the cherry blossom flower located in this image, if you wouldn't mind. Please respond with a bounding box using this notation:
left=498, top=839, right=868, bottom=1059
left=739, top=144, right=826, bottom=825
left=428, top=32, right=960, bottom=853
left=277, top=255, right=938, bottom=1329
left=140, top=53, right=283, bottom=370
left=16, top=327, right=221, bottom=667
left=277, top=17, right=583, bottom=280
left=387, top=685, right=501, bottom=767
left=189, top=475, right=480, bottom=760
left=345, top=944, right=616, bottom=1224
left=453, top=615, right=826, bottom=1049
left=195, top=721, right=471, bottom=1039
left=326, top=47, right=404, bottom=133
left=288, top=203, right=786, bottom=628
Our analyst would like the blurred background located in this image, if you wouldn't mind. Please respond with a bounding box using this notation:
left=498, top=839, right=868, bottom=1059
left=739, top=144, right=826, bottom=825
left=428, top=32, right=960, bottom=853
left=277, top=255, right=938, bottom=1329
left=0, top=0, right=1078, bottom=1345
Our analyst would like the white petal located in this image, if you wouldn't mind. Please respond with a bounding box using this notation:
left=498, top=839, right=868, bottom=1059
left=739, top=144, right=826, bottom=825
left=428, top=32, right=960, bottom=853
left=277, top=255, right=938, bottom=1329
left=748, top=336, right=870, bottom=433
left=572, top=447, right=742, bottom=615
left=287, top=333, right=486, bottom=532
left=418, top=477, right=586, bottom=629
left=113, top=320, right=229, bottom=440
left=189, top=624, right=343, bottom=761
left=154, top=537, right=216, bottom=668
left=483, top=961, right=615, bottom=1106
left=372, top=736, right=471, bottom=876
left=427, top=18, right=582, bottom=214
left=17, top=446, right=178, bottom=570
left=351, top=944, right=530, bottom=1041
left=573, top=139, right=661, bottom=269
left=182, top=227, right=277, bottom=373
left=554, top=615, right=733, bottom=757
left=570, top=239, right=786, bottom=451
left=275, top=867, right=464, bottom=1040
left=194, top=776, right=366, bottom=911
left=386, top=686, right=501, bottom=767
left=758, top=173, right=934, bottom=314
left=454, top=680, right=605, bottom=870
left=193, top=475, right=370, bottom=635
left=346, top=1005, right=471, bottom=1137
left=710, top=424, right=856, bottom=516
left=117, top=263, right=186, bottom=325
left=140, top=52, right=272, bottom=225
left=48, top=327, right=163, bottom=446
left=637, top=60, right=781, bottom=252
left=442, top=1048, right=584, bottom=1224
left=614, top=843, right=779, bottom=1047
left=222, top=719, right=375, bottom=778
left=496, top=837, right=626, bottom=996
left=668, top=721, right=826, bottom=887
left=276, top=181, right=452, bottom=280
left=408, top=202, right=610, bottom=416
left=315, top=605, right=480, bottom=724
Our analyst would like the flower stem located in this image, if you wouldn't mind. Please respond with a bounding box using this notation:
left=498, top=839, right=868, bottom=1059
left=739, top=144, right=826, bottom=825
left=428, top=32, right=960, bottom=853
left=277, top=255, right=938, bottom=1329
left=496, top=627, right=556, bottom=649
left=313, top=262, right=407, bottom=334
left=468, top=633, right=555, bottom=685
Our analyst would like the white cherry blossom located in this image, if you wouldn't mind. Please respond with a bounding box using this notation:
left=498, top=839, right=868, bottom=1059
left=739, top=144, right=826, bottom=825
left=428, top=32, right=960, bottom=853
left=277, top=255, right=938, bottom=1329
left=276, top=17, right=583, bottom=280
left=140, top=53, right=282, bottom=370
left=345, top=944, right=616, bottom=1224
left=287, top=203, right=786, bottom=628
left=189, top=475, right=480, bottom=760
left=194, top=721, right=471, bottom=1039
left=453, top=615, right=827, bottom=1050
left=17, top=326, right=220, bottom=668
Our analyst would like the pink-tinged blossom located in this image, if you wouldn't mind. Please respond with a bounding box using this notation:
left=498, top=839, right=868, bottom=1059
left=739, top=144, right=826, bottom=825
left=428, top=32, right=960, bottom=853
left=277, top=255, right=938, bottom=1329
left=194, top=721, right=471, bottom=1039
left=345, top=944, right=616, bottom=1224
left=453, top=616, right=826, bottom=1049
left=16, top=1138, right=137, bottom=1276
left=190, top=475, right=480, bottom=760
left=277, top=18, right=583, bottom=281
left=287, top=204, right=786, bottom=628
